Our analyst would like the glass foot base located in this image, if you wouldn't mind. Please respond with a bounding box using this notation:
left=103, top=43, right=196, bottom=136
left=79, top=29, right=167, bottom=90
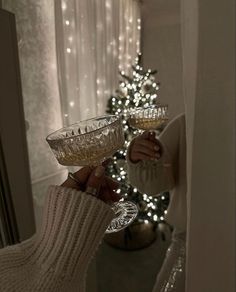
left=105, top=201, right=138, bottom=233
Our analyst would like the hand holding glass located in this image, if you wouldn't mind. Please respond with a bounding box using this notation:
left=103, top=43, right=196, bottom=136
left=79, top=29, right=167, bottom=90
left=128, top=105, right=171, bottom=168
left=46, top=115, right=138, bottom=233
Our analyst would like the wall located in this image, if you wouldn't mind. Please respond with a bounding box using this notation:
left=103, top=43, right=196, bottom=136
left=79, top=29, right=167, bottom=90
left=141, top=0, right=184, bottom=119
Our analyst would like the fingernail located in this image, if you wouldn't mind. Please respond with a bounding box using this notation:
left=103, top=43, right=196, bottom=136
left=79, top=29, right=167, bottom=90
left=154, top=146, right=159, bottom=151
left=95, top=166, right=105, bottom=177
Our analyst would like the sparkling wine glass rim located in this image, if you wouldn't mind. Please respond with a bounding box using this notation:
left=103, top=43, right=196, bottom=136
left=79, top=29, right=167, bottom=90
left=131, top=104, right=168, bottom=112
left=46, top=114, right=121, bottom=142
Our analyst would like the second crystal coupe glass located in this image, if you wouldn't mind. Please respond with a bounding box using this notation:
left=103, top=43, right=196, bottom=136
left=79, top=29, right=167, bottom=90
left=46, top=115, right=138, bottom=233
left=128, top=105, right=172, bottom=169
left=128, top=104, right=169, bottom=132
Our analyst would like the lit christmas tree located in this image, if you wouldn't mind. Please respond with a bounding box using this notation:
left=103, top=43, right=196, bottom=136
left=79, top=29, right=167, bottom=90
left=106, top=54, right=169, bottom=226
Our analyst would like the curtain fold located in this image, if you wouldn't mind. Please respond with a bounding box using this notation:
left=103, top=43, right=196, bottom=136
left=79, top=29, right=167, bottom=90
left=55, top=0, right=141, bottom=125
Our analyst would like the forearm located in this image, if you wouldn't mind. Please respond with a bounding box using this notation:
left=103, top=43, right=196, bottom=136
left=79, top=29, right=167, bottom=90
left=0, top=186, right=114, bottom=291
left=31, top=186, right=114, bottom=276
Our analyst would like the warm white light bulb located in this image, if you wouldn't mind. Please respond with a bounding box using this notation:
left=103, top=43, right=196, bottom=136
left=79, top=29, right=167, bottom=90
left=105, top=1, right=111, bottom=9
left=65, top=20, right=70, bottom=25
left=69, top=101, right=74, bottom=107
left=62, top=2, right=67, bottom=10
left=153, top=215, right=158, bottom=221
left=66, top=48, right=71, bottom=53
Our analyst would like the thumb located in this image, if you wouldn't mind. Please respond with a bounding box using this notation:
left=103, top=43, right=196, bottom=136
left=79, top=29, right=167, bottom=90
left=85, top=166, right=105, bottom=197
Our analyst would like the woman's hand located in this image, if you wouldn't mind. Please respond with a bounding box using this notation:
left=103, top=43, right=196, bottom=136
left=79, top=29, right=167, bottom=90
left=61, top=166, right=120, bottom=204
left=129, top=131, right=162, bottom=163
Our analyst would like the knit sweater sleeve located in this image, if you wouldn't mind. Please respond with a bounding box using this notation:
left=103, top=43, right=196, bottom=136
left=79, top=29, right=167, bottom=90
left=127, top=114, right=182, bottom=196
left=0, top=186, right=114, bottom=292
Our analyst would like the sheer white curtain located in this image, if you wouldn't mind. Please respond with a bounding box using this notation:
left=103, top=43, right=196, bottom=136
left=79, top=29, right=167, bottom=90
left=182, top=0, right=235, bottom=291
left=55, top=0, right=141, bottom=125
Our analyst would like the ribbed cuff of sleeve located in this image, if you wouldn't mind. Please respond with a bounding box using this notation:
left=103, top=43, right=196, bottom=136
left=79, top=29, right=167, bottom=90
left=29, top=186, right=114, bottom=279
left=126, top=146, right=163, bottom=182
left=126, top=141, right=175, bottom=195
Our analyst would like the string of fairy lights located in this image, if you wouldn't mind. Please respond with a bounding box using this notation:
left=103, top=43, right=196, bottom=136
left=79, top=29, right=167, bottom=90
left=60, top=0, right=141, bottom=124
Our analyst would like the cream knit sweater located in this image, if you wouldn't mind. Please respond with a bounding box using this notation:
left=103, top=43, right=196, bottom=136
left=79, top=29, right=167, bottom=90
left=127, top=113, right=187, bottom=232
left=0, top=186, right=114, bottom=292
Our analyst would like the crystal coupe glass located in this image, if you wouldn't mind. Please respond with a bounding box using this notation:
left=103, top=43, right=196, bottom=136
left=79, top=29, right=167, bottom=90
left=46, top=115, right=138, bottom=233
left=128, top=105, right=169, bottom=132
left=128, top=105, right=172, bottom=169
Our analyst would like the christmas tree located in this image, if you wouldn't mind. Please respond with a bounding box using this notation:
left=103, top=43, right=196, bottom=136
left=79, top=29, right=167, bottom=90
left=106, top=54, right=169, bottom=226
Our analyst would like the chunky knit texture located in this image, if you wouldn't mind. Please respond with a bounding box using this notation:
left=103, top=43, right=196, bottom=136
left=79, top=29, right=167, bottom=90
left=0, top=186, right=114, bottom=292
left=127, top=113, right=187, bottom=232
